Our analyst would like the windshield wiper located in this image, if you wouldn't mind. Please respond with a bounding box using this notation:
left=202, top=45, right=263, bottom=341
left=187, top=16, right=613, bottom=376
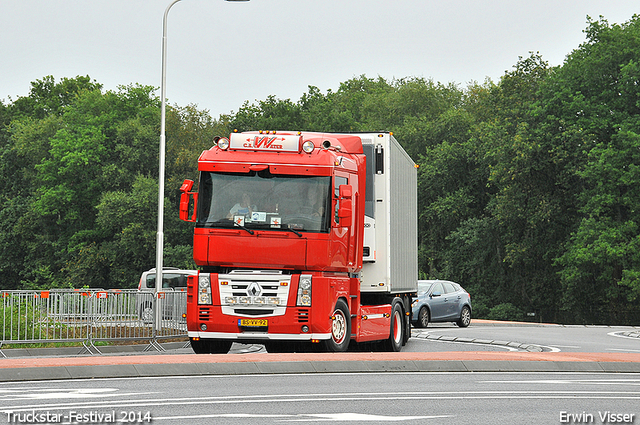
left=234, top=224, right=254, bottom=235
left=284, top=226, right=303, bottom=237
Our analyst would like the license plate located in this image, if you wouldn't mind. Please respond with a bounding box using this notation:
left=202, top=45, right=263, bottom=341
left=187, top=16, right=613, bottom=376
left=239, top=319, right=268, bottom=327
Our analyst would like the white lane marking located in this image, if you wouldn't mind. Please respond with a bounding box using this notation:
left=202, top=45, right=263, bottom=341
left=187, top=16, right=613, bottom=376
left=4, top=390, right=640, bottom=413
left=530, top=344, right=562, bottom=352
left=607, top=348, right=640, bottom=353
left=0, top=388, right=154, bottom=401
left=151, top=413, right=451, bottom=422
left=608, top=331, right=640, bottom=340
left=285, top=413, right=451, bottom=422
left=480, top=379, right=640, bottom=386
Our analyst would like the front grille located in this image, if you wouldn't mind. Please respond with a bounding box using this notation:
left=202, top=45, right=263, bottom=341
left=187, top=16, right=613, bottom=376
left=234, top=309, right=274, bottom=316
left=219, top=271, right=291, bottom=318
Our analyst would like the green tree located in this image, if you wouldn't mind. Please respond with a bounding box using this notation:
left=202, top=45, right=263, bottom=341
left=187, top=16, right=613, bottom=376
left=1, top=79, right=163, bottom=289
left=548, top=16, right=640, bottom=323
left=9, top=75, right=101, bottom=119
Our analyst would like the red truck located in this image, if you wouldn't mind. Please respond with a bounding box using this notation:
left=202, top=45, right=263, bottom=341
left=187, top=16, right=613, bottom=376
left=179, top=131, right=417, bottom=353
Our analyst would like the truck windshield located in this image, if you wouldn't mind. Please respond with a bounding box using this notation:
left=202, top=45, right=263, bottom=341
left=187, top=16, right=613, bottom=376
left=197, top=171, right=331, bottom=233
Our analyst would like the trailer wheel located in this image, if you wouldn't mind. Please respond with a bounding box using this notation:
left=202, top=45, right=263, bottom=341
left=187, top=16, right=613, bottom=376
left=403, top=304, right=411, bottom=345
left=190, top=338, right=232, bottom=354
left=383, top=302, right=404, bottom=352
left=322, top=299, right=351, bottom=352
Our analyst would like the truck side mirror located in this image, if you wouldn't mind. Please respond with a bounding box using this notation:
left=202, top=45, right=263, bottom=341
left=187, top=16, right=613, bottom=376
left=337, top=184, right=353, bottom=227
left=180, top=179, right=194, bottom=192
left=179, top=179, right=198, bottom=222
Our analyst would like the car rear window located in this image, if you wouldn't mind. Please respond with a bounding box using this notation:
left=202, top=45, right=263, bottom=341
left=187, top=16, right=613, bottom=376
left=145, top=273, right=189, bottom=289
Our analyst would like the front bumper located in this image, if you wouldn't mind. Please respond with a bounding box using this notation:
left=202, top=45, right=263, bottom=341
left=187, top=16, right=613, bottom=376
left=188, top=331, right=331, bottom=341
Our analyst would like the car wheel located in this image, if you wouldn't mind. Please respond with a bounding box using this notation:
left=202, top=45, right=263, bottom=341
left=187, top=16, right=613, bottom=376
left=322, top=299, right=351, bottom=352
left=418, top=306, right=429, bottom=328
left=457, top=306, right=471, bottom=327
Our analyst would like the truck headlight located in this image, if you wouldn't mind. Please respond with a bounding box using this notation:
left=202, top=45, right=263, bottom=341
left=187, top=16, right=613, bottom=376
left=297, top=274, right=312, bottom=306
left=198, top=274, right=212, bottom=305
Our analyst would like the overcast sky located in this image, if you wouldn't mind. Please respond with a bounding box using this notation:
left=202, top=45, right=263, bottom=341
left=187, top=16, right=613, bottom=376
left=1, top=1, right=638, bottom=118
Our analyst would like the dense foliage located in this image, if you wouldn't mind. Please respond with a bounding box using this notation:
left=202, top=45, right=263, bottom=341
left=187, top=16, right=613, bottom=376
left=1, top=16, right=638, bottom=324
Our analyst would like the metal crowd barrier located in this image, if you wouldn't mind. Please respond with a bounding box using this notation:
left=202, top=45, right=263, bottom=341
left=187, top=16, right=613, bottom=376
left=0, top=289, right=187, bottom=356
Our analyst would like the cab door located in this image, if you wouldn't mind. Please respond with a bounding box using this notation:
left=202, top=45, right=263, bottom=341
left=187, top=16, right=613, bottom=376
left=331, top=172, right=359, bottom=271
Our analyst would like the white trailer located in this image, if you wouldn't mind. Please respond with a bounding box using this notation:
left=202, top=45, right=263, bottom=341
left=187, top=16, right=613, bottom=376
left=358, top=133, right=418, bottom=295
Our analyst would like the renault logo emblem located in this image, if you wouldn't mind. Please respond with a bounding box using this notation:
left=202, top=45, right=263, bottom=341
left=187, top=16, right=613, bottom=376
left=246, top=282, right=262, bottom=297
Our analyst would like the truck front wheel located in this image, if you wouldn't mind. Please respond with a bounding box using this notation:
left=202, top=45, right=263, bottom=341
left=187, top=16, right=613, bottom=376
left=322, top=299, right=351, bottom=352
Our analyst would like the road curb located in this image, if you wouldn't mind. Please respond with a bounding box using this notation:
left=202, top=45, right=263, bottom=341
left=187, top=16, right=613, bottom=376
left=2, top=358, right=640, bottom=382
left=414, top=331, right=546, bottom=352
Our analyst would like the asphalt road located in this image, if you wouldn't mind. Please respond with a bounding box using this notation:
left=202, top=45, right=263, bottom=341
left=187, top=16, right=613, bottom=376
left=1, top=320, right=639, bottom=424
left=408, top=321, right=640, bottom=353
left=1, top=372, right=639, bottom=424
left=211, top=320, right=640, bottom=354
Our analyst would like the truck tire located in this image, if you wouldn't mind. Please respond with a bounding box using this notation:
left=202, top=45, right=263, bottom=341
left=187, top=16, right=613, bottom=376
left=190, top=338, right=232, bottom=354
left=383, top=302, right=404, bottom=352
left=322, top=299, right=351, bottom=352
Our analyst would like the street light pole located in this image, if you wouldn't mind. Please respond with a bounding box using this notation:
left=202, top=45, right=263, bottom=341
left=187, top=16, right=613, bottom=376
left=155, top=0, right=181, bottom=328
left=156, top=0, right=249, bottom=328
